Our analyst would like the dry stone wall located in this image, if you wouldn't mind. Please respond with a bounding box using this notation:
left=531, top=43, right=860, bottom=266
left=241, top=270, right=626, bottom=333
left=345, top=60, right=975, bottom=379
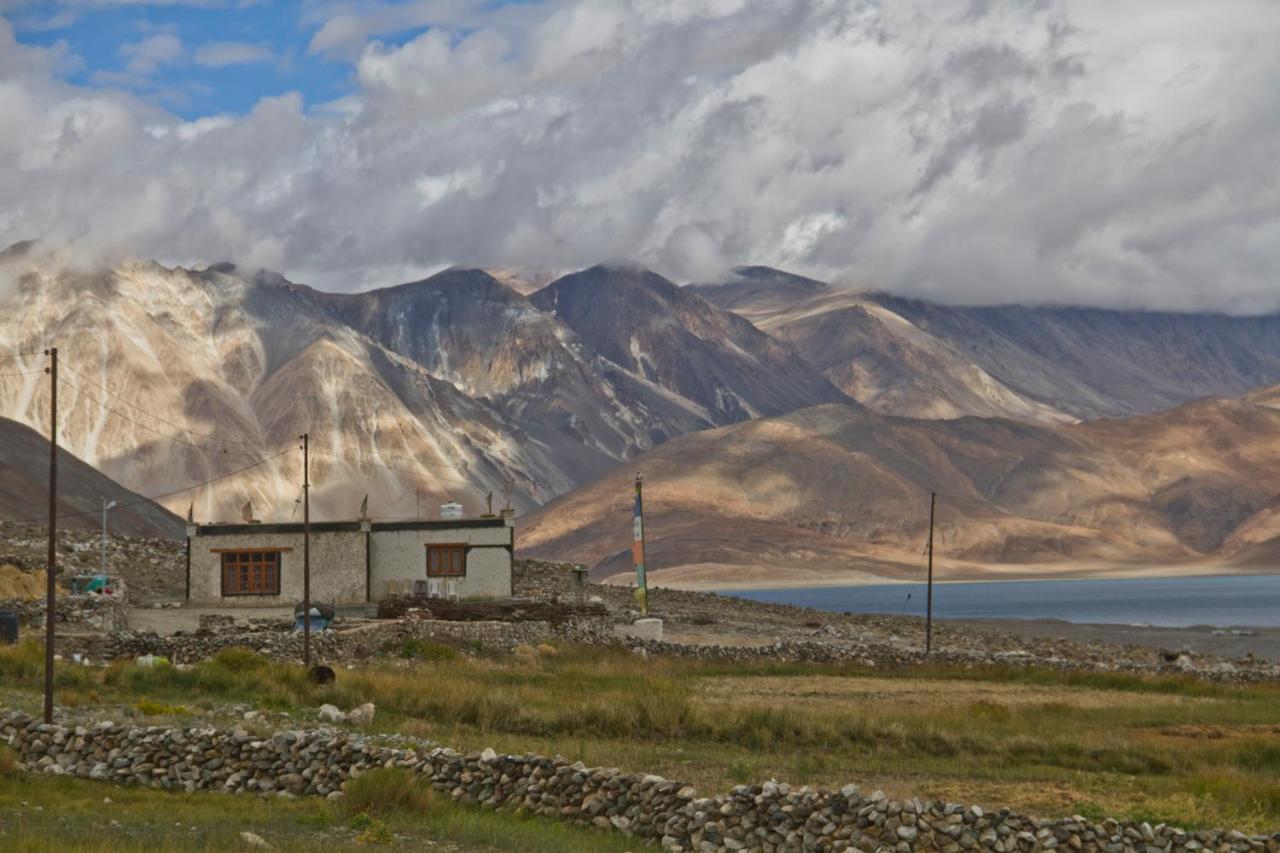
left=2, top=709, right=1275, bottom=852
left=0, top=593, right=128, bottom=633
left=63, top=616, right=614, bottom=664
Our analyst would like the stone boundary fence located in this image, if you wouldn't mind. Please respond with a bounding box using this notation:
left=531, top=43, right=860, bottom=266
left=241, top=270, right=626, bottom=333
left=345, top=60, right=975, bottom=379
left=60, top=616, right=616, bottom=664
left=0, top=594, right=128, bottom=634
left=628, top=639, right=1280, bottom=685
left=2, top=709, right=1274, bottom=852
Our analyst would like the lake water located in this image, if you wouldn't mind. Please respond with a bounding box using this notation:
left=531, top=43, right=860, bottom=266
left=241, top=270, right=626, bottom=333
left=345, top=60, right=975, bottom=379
left=720, top=574, right=1280, bottom=628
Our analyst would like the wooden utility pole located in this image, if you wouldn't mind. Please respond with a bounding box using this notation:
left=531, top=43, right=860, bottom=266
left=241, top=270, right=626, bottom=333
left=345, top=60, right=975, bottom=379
left=301, top=432, right=311, bottom=667
left=44, top=347, right=57, bottom=724
left=926, top=491, right=935, bottom=655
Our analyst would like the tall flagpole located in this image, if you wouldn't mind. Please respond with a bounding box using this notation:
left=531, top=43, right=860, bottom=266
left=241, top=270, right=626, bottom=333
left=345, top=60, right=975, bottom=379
left=633, top=473, right=649, bottom=616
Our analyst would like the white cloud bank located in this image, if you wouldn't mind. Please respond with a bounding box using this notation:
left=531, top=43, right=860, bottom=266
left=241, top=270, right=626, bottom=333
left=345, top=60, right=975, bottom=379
left=2, top=0, right=1279, bottom=310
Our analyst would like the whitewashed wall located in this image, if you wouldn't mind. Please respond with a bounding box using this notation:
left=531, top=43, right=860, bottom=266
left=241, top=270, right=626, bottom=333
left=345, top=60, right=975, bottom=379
left=369, top=525, right=512, bottom=600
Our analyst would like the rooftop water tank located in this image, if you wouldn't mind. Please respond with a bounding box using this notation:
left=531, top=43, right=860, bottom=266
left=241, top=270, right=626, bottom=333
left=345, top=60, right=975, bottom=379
left=440, top=501, right=463, bottom=520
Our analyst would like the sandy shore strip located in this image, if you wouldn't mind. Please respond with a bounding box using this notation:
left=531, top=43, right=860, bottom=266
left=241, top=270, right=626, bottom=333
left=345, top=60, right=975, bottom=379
left=615, top=559, right=1280, bottom=591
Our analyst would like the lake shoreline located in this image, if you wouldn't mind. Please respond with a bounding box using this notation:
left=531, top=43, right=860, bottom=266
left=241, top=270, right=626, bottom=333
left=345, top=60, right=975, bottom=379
left=936, top=616, right=1280, bottom=663
left=626, top=562, right=1280, bottom=592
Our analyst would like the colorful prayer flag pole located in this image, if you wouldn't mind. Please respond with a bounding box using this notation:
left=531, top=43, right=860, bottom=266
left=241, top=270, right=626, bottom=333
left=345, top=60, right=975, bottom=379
left=632, top=473, right=648, bottom=615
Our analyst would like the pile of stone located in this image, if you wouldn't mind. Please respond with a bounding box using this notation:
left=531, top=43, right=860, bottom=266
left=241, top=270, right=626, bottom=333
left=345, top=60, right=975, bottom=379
left=2, top=708, right=1274, bottom=852
left=512, top=557, right=586, bottom=600
left=0, top=522, right=182, bottom=604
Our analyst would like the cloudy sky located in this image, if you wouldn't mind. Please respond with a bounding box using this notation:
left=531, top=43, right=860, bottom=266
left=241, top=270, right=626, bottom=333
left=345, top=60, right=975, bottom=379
left=1, top=0, right=1277, bottom=310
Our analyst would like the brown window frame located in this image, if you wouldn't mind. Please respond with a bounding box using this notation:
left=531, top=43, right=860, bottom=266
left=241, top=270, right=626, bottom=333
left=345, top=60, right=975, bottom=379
left=426, top=543, right=467, bottom=577
left=219, top=549, right=283, bottom=596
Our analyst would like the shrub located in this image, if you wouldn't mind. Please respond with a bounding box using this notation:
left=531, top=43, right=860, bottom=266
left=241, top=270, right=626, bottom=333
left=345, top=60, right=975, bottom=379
left=0, top=640, right=44, bottom=682
left=396, top=638, right=458, bottom=662
left=342, top=768, right=436, bottom=817
left=0, top=745, right=19, bottom=777
left=210, top=647, right=266, bottom=672
left=355, top=818, right=395, bottom=845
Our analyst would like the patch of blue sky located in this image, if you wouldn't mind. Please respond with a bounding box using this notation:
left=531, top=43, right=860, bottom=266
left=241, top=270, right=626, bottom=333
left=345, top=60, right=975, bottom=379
left=7, top=2, right=351, bottom=118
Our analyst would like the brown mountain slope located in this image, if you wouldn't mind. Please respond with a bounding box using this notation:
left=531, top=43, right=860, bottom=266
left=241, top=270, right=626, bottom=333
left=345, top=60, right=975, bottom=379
left=0, top=416, right=183, bottom=538
left=692, top=268, right=1070, bottom=424
left=518, top=392, right=1280, bottom=586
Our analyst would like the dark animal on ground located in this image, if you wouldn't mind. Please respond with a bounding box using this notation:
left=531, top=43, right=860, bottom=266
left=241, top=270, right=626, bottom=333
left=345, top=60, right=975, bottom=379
left=308, top=665, right=336, bottom=685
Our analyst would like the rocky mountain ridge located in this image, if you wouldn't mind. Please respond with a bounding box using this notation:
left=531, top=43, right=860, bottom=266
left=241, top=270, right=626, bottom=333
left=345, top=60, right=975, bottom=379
left=518, top=386, right=1280, bottom=584
left=0, top=258, right=842, bottom=523
left=695, top=267, right=1280, bottom=423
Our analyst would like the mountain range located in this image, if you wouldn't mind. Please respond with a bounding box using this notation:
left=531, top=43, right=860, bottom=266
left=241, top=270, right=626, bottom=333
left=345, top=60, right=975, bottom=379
left=6, top=249, right=1280, bottom=583
left=693, top=267, right=1280, bottom=423
left=0, top=254, right=844, bottom=524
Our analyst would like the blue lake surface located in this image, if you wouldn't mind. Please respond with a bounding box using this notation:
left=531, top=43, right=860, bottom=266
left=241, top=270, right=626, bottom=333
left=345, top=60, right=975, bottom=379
left=720, top=574, right=1280, bottom=628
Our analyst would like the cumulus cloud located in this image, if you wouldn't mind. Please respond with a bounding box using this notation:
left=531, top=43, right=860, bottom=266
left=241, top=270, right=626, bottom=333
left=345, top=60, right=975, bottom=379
left=118, top=32, right=182, bottom=74
left=2, top=0, right=1279, bottom=312
left=194, top=40, right=272, bottom=67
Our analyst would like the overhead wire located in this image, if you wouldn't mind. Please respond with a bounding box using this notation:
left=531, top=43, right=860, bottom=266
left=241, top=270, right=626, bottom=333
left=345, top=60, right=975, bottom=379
left=322, top=435, right=493, bottom=478
left=54, top=375, right=280, bottom=459
left=61, top=364, right=272, bottom=451
left=309, top=446, right=482, bottom=490
left=6, top=448, right=293, bottom=526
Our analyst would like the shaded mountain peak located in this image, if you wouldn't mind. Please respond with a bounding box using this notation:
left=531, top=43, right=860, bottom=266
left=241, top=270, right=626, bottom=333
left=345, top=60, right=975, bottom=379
left=532, top=264, right=849, bottom=424
left=690, top=265, right=832, bottom=317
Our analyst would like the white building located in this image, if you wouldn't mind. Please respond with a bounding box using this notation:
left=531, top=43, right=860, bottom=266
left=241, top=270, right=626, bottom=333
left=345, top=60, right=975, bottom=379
left=184, top=514, right=514, bottom=606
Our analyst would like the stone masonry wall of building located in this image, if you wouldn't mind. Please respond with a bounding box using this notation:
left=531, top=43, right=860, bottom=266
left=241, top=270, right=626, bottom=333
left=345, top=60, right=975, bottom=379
left=188, top=529, right=366, bottom=606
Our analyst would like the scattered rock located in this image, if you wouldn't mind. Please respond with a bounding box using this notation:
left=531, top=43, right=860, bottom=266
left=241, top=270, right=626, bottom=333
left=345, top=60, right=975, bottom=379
left=317, top=704, right=345, bottom=723
left=347, top=703, right=375, bottom=727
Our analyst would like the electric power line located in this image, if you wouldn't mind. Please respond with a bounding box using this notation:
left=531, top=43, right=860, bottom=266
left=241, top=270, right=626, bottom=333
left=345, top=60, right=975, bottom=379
left=309, top=445, right=481, bottom=490
left=7, top=448, right=293, bottom=525
left=61, top=364, right=272, bottom=451
left=55, top=375, right=278, bottom=459
left=0, top=370, right=46, bottom=378
left=0, top=352, right=44, bottom=361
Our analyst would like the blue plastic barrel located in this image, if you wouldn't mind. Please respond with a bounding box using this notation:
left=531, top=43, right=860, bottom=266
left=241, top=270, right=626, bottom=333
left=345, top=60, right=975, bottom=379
left=0, top=611, right=18, bottom=645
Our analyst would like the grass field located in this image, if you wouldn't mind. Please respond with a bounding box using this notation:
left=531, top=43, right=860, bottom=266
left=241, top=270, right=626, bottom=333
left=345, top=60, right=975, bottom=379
left=2, top=639, right=1280, bottom=845
left=0, top=764, right=639, bottom=851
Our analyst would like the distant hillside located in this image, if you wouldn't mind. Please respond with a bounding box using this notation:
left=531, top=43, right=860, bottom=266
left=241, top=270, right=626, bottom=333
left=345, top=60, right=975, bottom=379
left=696, top=267, right=1280, bottom=423
left=0, top=416, right=183, bottom=538
left=518, top=388, right=1280, bottom=586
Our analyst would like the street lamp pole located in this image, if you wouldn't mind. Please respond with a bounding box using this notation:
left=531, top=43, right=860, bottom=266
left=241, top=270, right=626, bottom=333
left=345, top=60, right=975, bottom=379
left=100, top=498, right=116, bottom=577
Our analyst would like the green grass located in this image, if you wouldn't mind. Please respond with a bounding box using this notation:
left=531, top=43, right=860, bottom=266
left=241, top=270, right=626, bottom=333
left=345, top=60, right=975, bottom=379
left=3, top=639, right=1280, bottom=833
left=0, top=772, right=639, bottom=852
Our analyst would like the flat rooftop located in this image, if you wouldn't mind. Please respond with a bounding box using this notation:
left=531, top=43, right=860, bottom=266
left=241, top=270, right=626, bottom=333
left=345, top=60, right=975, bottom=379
left=192, top=517, right=509, bottom=535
